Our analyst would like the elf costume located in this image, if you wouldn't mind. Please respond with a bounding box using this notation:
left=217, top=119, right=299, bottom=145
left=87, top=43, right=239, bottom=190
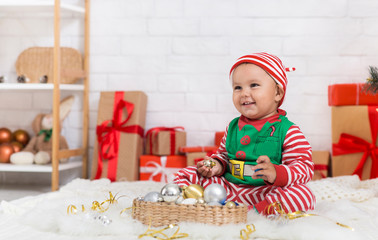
left=174, top=53, right=316, bottom=215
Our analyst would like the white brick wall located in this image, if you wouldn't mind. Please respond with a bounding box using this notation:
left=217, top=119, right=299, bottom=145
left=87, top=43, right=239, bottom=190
left=1, top=0, right=378, bottom=174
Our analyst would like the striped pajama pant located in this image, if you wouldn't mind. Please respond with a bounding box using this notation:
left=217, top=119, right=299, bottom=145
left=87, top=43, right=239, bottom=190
left=173, top=166, right=316, bottom=215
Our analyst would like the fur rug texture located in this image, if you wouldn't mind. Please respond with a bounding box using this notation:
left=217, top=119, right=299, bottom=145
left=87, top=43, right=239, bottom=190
left=0, top=175, right=377, bottom=240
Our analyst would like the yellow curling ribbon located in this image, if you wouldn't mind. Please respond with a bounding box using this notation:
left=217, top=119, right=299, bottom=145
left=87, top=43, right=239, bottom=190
left=138, top=219, right=188, bottom=240
left=266, top=202, right=354, bottom=231
left=66, top=191, right=126, bottom=215
left=240, top=224, right=255, bottom=240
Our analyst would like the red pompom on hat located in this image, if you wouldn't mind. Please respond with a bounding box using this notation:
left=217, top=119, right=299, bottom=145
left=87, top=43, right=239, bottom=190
left=229, top=52, right=295, bottom=107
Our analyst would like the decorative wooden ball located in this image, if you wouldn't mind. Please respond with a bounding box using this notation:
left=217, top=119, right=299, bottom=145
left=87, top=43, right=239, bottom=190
left=12, top=129, right=30, bottom=146
left=0, top=128, right=12, bottom=144
left=0, top=143, right=15, bottom=163
left=11, top=141, right=23, bottom=153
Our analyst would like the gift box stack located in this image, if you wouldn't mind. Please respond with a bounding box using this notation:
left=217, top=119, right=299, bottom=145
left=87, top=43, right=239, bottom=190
left=139, top=127, right=187, bottom=183
left=329, top=83, right=378, bottom=180
left=179, top=131, right=224, bottom=167
left=91, top=91, right=147, bottom=182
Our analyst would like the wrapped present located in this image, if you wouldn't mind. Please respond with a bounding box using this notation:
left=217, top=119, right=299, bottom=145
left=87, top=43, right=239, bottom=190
left=312, top=151, right=330, bottom=180
left=328, top=83, right=378, bottom=106
left=215, top=131, right=225, bottom=147
left=139, top=155, right=186, bottom=183
left=145, top=127, right=186, bottom=156
left=179, top=146, right=218, bottom=153
left=91, top=91, right=147, bottom=182
left=332, top=105, right=378, bottom=180
left=185, top=149, right=217, bottom=166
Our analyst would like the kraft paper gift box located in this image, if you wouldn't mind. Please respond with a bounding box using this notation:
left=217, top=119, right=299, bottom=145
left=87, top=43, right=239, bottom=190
left=331, top=105, right=378, bottom=180
left=182, top=146, right=218, bottom=166
left=312, top=151, right=330, bottom=180
left=328, top=83, right=378, bottom=106
left=91, top=91, right=147, bottom=182
left=139, top=155, right=187, bottom=183
left=145, top=127, right=186, bottom=156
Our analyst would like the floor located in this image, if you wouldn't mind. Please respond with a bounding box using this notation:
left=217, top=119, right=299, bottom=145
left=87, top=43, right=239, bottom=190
left=0, top=183, right=51, bottom=202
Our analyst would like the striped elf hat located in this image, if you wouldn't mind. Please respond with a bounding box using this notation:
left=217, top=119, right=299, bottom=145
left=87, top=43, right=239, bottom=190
left=229, top=52, right=295, bottom=106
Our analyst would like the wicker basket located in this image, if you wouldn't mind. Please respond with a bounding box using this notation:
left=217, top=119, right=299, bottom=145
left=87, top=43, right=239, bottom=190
left=132, top=198, right=248, bottom=227
left=15, top=47, right=84, bottom=84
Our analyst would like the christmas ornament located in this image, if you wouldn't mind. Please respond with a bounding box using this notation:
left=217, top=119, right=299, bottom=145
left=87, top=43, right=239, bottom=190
left=225, top=201, right=237, bottom=208
left=12, top=129, right=30, bottom=146
left=182, top=184, right=204, bottom=199
left=207, top=202, right=222, bottom=206
left=0, top=128, right=12, bottom=144
left=197, top=197, right=205, bottom=204
left=175, top=196, right=185, bottom=204
left=203, top=158, right=216, bottom=168
left=0, top=76, right=4, bottom=83
left=204, top=183, right=227, bottom=204
left=160, top=183, right=181, bottom=202
left=181, top=198, right=197, bottom=205
left=365, top=65, right=378, bottom=94
left=10, top=141, right=23, bottom=153
left=39, top=75, right=48, bottom=83
left=144, top=191, right=164, bottom=202
left=17, top=75, right=29, bottom=83
left=0, top=143, right=15, bottom=163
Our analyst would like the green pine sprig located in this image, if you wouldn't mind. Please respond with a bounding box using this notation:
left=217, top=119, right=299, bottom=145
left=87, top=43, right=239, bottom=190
left=364, top=66, right=378, bottom=94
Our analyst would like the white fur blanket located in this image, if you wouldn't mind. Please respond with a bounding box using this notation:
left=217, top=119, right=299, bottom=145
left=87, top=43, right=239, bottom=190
left=1, top=175, right=377, bottom=240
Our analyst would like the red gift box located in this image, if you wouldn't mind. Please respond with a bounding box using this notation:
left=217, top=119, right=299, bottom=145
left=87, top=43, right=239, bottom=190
left=139, top=155, right=186, bottom=183
left=215, top=131, right=225, bottom=147
left=328, top=83, right=378, bottom=106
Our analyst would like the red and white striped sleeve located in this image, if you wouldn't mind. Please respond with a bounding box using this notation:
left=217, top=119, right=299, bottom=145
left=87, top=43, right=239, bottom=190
left=274, top=125, right=314, bottom=187
left=210, top=126, right=230, bottom=175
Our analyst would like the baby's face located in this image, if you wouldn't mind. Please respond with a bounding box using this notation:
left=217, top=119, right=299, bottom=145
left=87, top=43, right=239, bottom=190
left=232, top=63, right=283, bottom=120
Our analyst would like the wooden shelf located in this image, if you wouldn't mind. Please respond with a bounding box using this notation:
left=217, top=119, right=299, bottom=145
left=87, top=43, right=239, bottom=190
left=0, top=0, right=85, bottom=14
left=0, top=83, right=84, bottom=91
left=0, top=160, right=82, bottom=173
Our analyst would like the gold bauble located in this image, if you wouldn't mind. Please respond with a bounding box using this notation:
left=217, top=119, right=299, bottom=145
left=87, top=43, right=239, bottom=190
left=0, top=143, right=15, bottom=163
left=11, top=141, right=23, bottom=153
left=183, top=184, right=204, bottom=199
left=203, top=159, right=216, bottom=168
left=225, top=201, right=236, bottom=209
left=12, top=129, right=30, bottom=146
left=0, top=128, right=12, bottom=144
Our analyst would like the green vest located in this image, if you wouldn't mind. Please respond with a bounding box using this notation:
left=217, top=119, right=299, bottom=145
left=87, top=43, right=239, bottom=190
left=225, top=114, right=294, bottom=186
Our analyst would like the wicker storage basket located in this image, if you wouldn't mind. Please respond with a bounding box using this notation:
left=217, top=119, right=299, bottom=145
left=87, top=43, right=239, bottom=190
left=132, top=198, right=248, bottom=227
left=15, top=47, right=84, bottom=84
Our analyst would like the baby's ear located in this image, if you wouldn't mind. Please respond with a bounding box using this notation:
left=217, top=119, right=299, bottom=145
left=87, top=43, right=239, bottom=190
left=275, top=85, right=284, bottom=102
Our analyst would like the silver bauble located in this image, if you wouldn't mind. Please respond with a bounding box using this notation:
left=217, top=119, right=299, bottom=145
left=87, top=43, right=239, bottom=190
left=144, top=191, right=164, bottom=202
left=160, top=183, right=181, bottom=202
left=204, top=183, right=227, bottom=204
left=181, top=198, right=197, bottom=205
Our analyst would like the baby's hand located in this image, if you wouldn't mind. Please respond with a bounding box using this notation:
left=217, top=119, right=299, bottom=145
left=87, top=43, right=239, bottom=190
left=197, top=156, right=222, bottom=178
left=250, top=155, right=277, bottom=184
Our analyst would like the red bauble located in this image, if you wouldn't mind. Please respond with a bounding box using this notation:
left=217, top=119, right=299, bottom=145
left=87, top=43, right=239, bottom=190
left=0, top=143, right=15, bottom=163
left=0, top=128, right=12, bottom=144
left=11, top=141, right=23, bottom=153
left=12, top=129, right=30, bottom=146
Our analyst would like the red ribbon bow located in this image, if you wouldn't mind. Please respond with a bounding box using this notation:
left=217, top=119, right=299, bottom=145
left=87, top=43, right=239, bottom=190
left=145, top=126, right=184, bottom=155
left=332, top=106, right=378, bottom=179
left=95, top=92, right=144, bottom=181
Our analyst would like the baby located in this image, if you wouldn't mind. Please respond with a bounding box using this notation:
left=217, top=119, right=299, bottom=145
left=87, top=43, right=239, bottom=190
left=174, top=52, right=315, bottom=214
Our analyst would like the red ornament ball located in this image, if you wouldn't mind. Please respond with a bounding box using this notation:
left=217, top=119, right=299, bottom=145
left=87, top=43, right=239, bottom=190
left=0, top=128, right=12, bottom=144
left=0, top=143, right=15, bottom=163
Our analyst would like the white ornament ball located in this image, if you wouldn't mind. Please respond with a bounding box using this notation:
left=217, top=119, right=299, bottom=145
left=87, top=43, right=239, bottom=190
left=181, top=198, right=197, bottom=205
left=204, top=183, right=227, bottom=204
left=144, top=191, right=163, bottom=202
left=207, top=201, right=222, bottom=206
left=161, top=183, right=181, bottom=202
